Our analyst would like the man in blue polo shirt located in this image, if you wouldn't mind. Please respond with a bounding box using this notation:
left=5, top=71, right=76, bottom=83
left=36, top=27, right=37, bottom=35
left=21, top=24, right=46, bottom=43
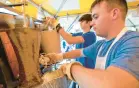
left=44, top=14, right=96, bottom=68
left=59, top=14, right=96, bottom=69
left=40, top=0, right=139, bottom=88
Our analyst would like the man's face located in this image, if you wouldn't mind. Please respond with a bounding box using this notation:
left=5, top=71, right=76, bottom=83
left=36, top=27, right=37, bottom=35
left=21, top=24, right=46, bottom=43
left=80, top=21, right=90, bottom=31
left=90, top=1, right=112, bottom=37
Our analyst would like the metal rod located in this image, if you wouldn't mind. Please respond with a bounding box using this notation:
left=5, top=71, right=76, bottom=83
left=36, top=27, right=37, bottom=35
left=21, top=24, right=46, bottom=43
left=21, top=0, right=27, bottom=28
left=0, top=2, right=22, bottom=15
left=54, top=0, right=68, bottom=18
left=66, top=15, right=80, bottom=32
left=128, top=18, right=138, bottom=31
left=8, top=3, right=27, bottom=7
left=0, top=3, right=27, bottom=8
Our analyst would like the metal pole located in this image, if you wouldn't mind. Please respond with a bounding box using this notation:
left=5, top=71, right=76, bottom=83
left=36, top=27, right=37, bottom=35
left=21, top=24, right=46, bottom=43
left=66, top=15, right=80, bottom=32
left=128, top=18, right=138, bottom=31
left=21, top=0, right=27, bottom=28
left=54, top=0, right=68, bottom=18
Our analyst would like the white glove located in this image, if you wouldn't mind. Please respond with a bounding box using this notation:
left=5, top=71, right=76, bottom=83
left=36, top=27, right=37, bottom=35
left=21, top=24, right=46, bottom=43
left=42, top=69, right=64, bottom=83
left=39, top=53, right=63, bottom=66
left=39, top=54, right=50, bottom=66
left=45, top=17, right=59, bottom=28
left=60, top=62, right=82, bottom=81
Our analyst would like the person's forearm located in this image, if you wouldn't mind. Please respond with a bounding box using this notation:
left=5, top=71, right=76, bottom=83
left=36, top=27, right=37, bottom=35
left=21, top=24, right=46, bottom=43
left=59, top=28, right=73, bottom=43
left=63, top=49, right=82, bottom=59
left=71, top=65, right=110, bottom=88
left=71, top=65, right=139, bottom=88
left=59, top=28, right=84, bottom=44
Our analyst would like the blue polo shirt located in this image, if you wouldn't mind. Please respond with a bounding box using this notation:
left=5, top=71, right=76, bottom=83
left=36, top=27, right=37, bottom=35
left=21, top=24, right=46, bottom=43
left=72, top=31, right=96, bottom=68
left=83, top=31, right=139, bottom=80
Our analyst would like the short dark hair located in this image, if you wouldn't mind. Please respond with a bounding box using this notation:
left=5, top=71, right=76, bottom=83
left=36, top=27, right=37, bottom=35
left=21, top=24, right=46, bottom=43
left=79, top=14, right=92, bottom=22
left=90, top=0, right=128, bottom=20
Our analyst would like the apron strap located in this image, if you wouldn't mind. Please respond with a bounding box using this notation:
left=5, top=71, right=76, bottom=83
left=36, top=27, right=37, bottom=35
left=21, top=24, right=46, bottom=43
left=95, top=27, right=128, bottom=69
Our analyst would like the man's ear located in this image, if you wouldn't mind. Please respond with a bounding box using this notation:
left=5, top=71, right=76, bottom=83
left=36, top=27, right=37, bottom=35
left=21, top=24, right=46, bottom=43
left=111, top=8, right=120, bottom=20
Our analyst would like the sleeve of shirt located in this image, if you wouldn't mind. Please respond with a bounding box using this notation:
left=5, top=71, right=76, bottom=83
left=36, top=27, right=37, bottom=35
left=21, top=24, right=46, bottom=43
left=72, top=32, right=83, bottom=36
left=82, top=32, right=96, bottom=47
left=82, top=40, right=104, bottom=60
left=110, top=37, right=139, bottom=80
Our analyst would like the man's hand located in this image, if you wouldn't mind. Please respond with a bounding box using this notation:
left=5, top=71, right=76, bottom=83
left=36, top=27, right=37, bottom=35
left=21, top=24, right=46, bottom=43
left=45, top=17, right=58, bottom=27
left=60, top=62, right=82, bottom=81
left=39, top=53, right=63, bottom=66
left=45, top=17, right=62, bottom=32
left=39, top=54, right=50, bottom=66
